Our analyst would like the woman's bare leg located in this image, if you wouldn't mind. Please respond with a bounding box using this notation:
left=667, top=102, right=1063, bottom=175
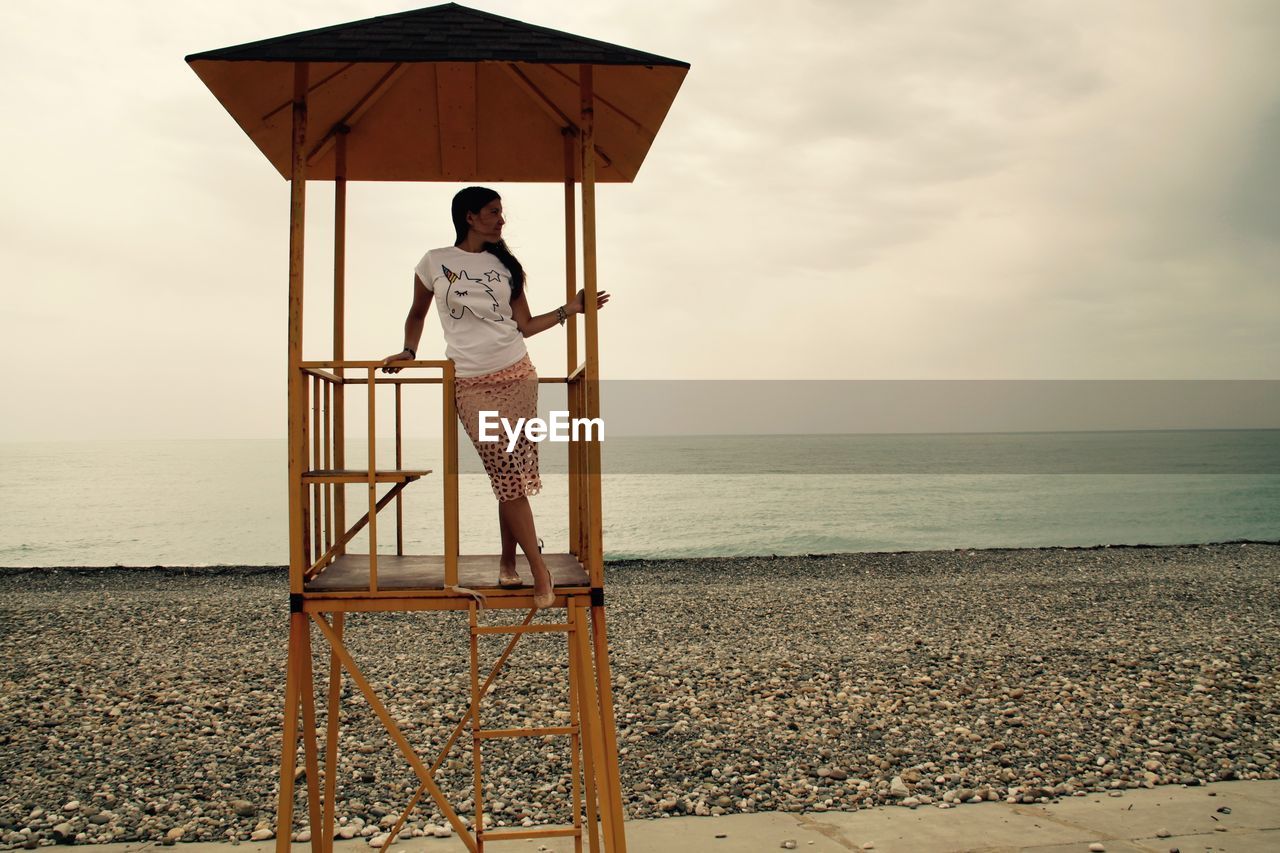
left=498, top=508, right=518, bottom=581
left=498, top=496, right=553, bottom=604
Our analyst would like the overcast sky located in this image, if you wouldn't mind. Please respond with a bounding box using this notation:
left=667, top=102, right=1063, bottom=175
left=2, top=0, right=1278, bottom=441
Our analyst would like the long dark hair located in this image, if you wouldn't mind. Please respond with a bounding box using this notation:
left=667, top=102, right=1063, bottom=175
left=451, top=186, right=526, bottom=300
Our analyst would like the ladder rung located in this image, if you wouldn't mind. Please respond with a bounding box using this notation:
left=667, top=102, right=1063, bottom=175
left=476, top=725, right=577, bottom=740
left=480, top=827, right=581, bottom=842
left=473, top=622, right=572, bottom=635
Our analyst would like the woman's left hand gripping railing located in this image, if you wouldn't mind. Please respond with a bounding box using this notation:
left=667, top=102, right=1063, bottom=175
left=297, top=360, right=459, bottom=594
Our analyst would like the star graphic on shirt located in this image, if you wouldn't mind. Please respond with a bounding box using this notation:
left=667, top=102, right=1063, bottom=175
left=484, top=270, right=503, bottom=283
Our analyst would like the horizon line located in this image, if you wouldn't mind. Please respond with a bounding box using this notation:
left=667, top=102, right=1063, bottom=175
left=2, top=426, right=1279, bottom=445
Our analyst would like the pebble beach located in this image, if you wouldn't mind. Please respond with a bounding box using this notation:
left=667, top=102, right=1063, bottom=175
left=1, top=543, right=1278, bottom=848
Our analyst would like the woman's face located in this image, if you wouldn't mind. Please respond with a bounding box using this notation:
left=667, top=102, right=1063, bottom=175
left=466, top=198, right=505, bottom=242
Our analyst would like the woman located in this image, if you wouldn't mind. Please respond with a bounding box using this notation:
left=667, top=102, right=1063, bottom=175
left=382, top=186, right=608, bottom=609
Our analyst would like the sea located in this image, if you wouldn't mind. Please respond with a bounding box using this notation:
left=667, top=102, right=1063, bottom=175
left=1, top=431, right=1277, bottom=567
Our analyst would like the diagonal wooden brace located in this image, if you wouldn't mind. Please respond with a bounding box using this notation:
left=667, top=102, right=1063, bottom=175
left=306, top=481, right=410, bottom=580
left=379, top=609, right=538, bottom=849
left=310, top=614, right=479, bottom=853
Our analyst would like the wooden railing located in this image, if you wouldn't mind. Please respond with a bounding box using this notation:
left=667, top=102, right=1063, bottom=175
left=566, top=364, right=588, bottom=560
left=294, top=359, right=602, bottom=593
left=297, top=360, right=456, bottom=592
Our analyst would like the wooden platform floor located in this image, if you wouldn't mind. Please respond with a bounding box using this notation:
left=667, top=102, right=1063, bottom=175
left=305, top=553, right=589, bottom=593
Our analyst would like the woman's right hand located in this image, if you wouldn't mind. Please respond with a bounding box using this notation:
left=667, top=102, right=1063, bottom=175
left=380, top=349, right=413, bottom=374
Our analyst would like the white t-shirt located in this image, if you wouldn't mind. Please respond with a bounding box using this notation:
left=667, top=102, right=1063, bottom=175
left=414, top=246, right=528, bottom=377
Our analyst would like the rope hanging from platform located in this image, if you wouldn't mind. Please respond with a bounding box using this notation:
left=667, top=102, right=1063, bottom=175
left=449, top=584, right=488, bottom=607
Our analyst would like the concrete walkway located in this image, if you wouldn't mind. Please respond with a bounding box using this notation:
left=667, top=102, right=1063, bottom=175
left=84, top=780, right=1279, bottom=853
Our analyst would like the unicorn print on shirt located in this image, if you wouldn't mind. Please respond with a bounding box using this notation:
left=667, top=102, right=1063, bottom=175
left=441, top=265, right=505, bottom=322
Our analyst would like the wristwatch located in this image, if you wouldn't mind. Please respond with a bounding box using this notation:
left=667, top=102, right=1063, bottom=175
left=556, top=306, right=567, bottom=326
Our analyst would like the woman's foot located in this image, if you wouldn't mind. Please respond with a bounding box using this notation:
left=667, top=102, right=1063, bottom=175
left=497, top=558, right=522, bottom=588
left=530, top=562, right=555, bottom=609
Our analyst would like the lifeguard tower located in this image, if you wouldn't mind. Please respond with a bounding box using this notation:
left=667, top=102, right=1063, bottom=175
left=185, top=5, right=688, bottom=851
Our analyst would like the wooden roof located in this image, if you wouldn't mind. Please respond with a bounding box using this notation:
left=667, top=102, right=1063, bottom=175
left=185, top=2, right=689, bottom=67
left=186, top=3, right=690, bottom=182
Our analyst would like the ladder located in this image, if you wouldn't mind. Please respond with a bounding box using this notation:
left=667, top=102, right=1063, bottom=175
left=308, top=594, right=627, bottom=853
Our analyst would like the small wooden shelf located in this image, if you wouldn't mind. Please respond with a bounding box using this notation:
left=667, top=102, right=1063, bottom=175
left=302, top=469, right=431, bottom=484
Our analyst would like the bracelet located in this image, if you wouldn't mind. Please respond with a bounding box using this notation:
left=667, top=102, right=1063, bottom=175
left=556, top=306, right=567, bottom=327
left=404, top=347, right=415, bottom=358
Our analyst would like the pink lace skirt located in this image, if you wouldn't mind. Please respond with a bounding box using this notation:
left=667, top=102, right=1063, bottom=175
left=455, top=354, right=542, bottom=501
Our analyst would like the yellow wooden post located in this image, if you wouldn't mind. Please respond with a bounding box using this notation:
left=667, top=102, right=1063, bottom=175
left=322, top=612, right=344, bottom=853
left=333, top=130, right=348, bottom=555
left=395, top=383, right=404, bottom=556
left=444, top=362, right=459, bottom=587
left=590, top=605, right=626, bottom=851
left=312, top=375, right=322, bottom=560
left=571, top=600, right=609, bottom=852
left=367, top=367, right=378, bottom=591
left=288, top=61, right=310, bottom=595
left=469, top=605, right=484, bottom=847
left=580, top=64, right=627, bottom=853
left=567, top=603, right=594, bottom=853
left=579, top=66, right=604, bottom=589
left=564, top=131, right=581, bottom=558
left=276, top=614, right=301, bottom=853
left=574, top=380, right=587, bottom=558
left=563, top=129, right=578, bottom=386
left=279, top=59, right=309, bottom=853
left=323, top=381, right=333, bottom=551
left=298, top=617, right=324, bottom=852
left=302, top=390, right=313, bottom=569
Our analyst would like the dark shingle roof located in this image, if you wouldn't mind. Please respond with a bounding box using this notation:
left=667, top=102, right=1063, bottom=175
left=184, top=2, right=689, bottom=67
